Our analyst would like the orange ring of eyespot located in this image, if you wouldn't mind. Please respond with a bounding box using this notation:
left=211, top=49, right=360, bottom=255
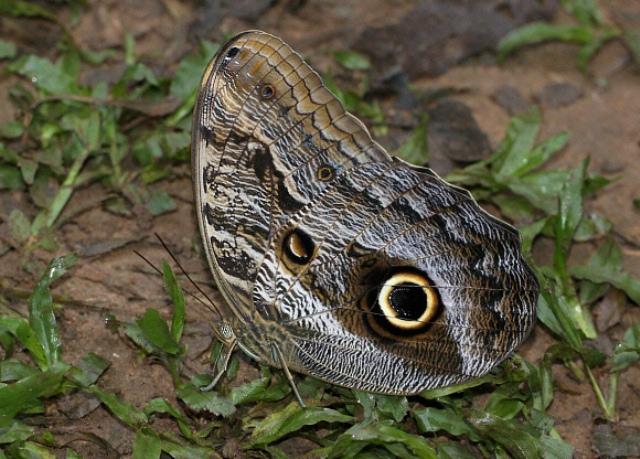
left=377, top=272, right=438, bottom=330
left=316, top=165, right=334, bottom=182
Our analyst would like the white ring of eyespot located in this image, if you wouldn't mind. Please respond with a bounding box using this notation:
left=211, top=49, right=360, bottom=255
left=377, top=272, right=438, bottom=330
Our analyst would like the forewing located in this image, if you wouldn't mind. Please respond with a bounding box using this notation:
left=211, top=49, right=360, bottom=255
left=192, top=31, right=388, bottom=316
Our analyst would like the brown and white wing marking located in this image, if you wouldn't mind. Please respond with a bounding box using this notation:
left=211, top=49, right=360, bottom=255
left=192, top=31, right=388, bottom=319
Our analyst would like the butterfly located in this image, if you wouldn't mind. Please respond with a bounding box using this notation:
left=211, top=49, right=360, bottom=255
left=191, top=30, right=538, bottom=403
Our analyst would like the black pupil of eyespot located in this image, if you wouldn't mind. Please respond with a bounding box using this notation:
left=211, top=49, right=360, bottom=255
left=389, top=282, right=427, bottom=320
left=262, top=85, right=274, bottom=98
left=286, top=230, right=314, bottom=264
left=226, top=47, right=239, bottom=59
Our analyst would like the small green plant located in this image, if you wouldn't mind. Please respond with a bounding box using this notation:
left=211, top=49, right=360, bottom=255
left=498, top=0, right=639, bottom=72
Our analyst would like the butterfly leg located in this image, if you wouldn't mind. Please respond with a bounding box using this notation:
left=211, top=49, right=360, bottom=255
left=201, top=338, right=237, bottom=392
left=271, top=342, right=306, bottom=407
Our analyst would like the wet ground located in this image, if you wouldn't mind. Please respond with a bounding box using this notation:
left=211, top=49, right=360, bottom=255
left=1, top=1, right=639, bottom=457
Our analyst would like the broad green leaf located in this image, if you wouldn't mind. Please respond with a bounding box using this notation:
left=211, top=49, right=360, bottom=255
left=520, top=218, right=549, bottom=254
left=170, top=41, right=220, bottom=101
left=0, top=316, right=46, bottom=367
left=561, top=0, right=602, bottom=26
left=611, top=323, right=640, bottom=372
left=498, top=23, right=593, bottom=59
left=507, top=170, right=567, bottom=215
left=86, top=385, right=148, bottom=428
left=137, top=308, right=181, bottom=355
left=438, top=443, right=476, bottom=459
left=0, top=0, right=57, bottom=21
left=0, top=40, right=16, bottom=60
left=146, top=190, right=177, bottom=216
left=492, top=110, right=540, bottom=181
left=573, top=213, right=612, bottom=242
left=29, top=255, right=77, bottom=369
left=414, top=407, right=479, bottom=440
left=0, top=364, right=67, bottom=423
left=536, top=279, right=583, bottom=350
left=247, top=402, right=352, bottom=447
left=9, top=209, right=31, bottom=243
left=161, top=261, right=185, bottom=343
left=325, top=420, right=436, bottom=459
left=0, top=359, right=39, bottom=382
left=230, top=373, right=290, bottom=405
left=0, top=121, right=23, bottom=139
left=68, top=352, right=110, bottom=387
left=334, top=50, right=371, bottom=70
left=176, top=383, right=236, bottom=417
left=133, top=430, right=162, bottom=459
left=0, top=164, right=24, bottom=190
left=571, top=238, right=640, bottom=304
left=396, top=116, right=428, bottom=165
left=470, top=413, right=542, bottom=459
left=0, top=420, right=33, bottom=444
left=541, top=434, right=574, bottom=459
left=158, top=437, right=220, bottom=459
left=6, top=441, right=56, bottom=459
left=9, top=55, right=80, bottom=94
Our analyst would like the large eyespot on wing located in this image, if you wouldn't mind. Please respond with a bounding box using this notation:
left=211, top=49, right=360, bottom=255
left=253, top=159, right=538, bottom=394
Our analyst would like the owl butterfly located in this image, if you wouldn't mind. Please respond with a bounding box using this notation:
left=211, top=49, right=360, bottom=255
left=191, top=30, right=537, bottom=402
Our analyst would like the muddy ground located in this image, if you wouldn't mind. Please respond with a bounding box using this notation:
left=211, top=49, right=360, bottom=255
left=1, top=0, right=639, bottom=457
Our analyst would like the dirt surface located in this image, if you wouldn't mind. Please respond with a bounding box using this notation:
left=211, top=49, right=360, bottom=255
left=1, top=1, right=639, bottom=457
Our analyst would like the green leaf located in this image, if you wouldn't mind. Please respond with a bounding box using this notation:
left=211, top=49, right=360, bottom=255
left=161, top=261, right=185, bottom=344
left=324, top=420, right=436, bottom=459
left=611, top=323, right=640, bottom=372
left=0, top=0, right=57, bottom=21
left=0, top=40, right=16, bottom=60
left=492, top=110, right=540, bottom=181
left=0, top=316, right=46, bottom=368
left=247, top=402, right=352, bottom=447
left=29, top=255, right=77, bottom=369
left=561, top=0, right=602, bottom=26
left=395, top=116, right=428, bottom=165
left=0, top=164, right=24, bottom=190
left=230, top=371, right=290, bottom=405
left=176, top=382, right=236, bottom=417
left=170, top=41, right=220, bottom=101
left=414, top=407, right=479, bottom=440
left=9, top=209, right=31, bottom=243
left=470, top=413, right=542, bottom=459
left=0, top=364, right=67, bottom=423
left=0, top=420, right=34, bottom=444
left=0, top=121, right=23, bottom=139
left=137, top=308, right=181, bottom=355
left=9, top=55, right=79, bottom=94
left=571, top=238, right=640, bottom=304
left=133, top=430, right=162, bottom=459
left=0, top=359, right=39, bottom=383
left=498, top=23, right=593, bottom=59
left=6, top=441, right=56, bottom=458
left=334, top=50, right=371, bottom=70
left=146, top=190, right=177, bottom=216
left=68, top=352, right=110, bottom=386
left=86, top=385, right=148, bottom=428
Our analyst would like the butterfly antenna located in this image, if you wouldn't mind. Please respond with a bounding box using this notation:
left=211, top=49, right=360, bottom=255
left=154, top=233, right=223, bottom=317
left=133, top=249, right=216, bottom=314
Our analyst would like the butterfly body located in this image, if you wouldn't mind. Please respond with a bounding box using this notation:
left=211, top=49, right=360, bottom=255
left=192, top=31, right=538, bottom=395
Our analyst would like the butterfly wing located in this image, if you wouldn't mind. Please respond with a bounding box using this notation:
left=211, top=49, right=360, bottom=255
left=193, top=30, right=538, bottom=393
